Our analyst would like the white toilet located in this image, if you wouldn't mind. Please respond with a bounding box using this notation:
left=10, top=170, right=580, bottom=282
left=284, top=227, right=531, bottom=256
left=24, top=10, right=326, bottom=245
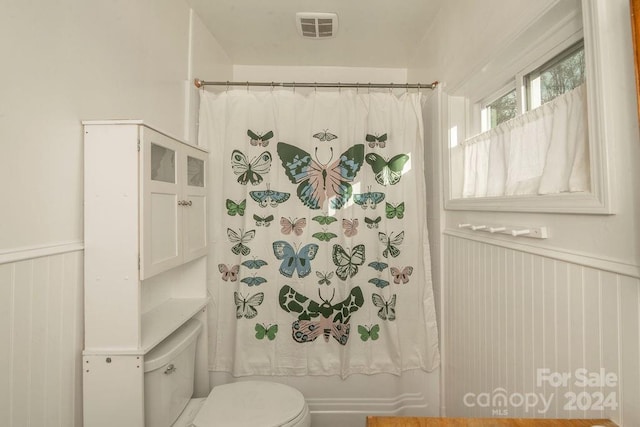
left=144, top=318, right=311, bottom=427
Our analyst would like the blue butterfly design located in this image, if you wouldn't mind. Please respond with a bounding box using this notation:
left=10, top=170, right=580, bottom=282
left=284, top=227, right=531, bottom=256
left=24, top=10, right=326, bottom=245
left=241, top=258, right=268, bottom=269
left=277, top=143, right=364, bottom=210
left=353, top=187, right=386, bottom=209
left=368, top=261, right=389, bottom=272
left=368, top=278, right=390, bottom=289
left=272, top=241, right=319, bottom=278
left=249, top=186, right=290, bottom=208
left=241, top=276, right=268, bottom=287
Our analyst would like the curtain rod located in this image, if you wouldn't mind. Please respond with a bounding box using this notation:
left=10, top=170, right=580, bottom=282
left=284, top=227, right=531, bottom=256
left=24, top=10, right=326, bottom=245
left=193, top=78, right=438, bottom=90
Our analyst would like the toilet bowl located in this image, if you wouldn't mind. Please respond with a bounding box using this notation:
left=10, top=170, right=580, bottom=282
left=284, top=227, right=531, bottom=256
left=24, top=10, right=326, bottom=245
left=192, top=381, right=311, bottom=427
left=144, top=319, right=311, bottom=427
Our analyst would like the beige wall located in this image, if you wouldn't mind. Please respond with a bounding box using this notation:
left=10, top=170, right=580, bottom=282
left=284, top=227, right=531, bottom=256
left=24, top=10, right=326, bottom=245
left=0, top=0, right=232, bottom=252
left=410, top=0, right=640, bottom=424
left=0, top=1, right=232, bottom=425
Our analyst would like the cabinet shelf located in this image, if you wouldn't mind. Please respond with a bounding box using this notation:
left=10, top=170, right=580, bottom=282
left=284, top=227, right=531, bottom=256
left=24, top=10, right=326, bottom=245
left=141, top=297, right=208, bottom=353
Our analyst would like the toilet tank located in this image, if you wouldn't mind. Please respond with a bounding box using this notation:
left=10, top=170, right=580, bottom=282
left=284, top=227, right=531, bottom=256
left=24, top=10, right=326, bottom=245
left=144, top=318, right=202, bottom=427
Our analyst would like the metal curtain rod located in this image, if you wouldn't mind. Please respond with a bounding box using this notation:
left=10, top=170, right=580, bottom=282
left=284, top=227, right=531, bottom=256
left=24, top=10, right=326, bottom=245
left=193, top=78, right=438, bottom=90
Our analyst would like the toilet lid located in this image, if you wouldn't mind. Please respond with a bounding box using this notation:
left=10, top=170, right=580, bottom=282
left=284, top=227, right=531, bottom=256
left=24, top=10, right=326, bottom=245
left=193, top=381, right=306, bottom=427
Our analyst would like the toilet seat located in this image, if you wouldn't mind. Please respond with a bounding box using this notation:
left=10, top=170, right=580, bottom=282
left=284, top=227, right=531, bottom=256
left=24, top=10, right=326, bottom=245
left=192, top=381, right=309, bottom=427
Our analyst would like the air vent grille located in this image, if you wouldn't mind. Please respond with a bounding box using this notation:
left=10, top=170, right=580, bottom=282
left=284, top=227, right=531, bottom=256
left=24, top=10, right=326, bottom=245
left=296, top=13, right=338, bottom=39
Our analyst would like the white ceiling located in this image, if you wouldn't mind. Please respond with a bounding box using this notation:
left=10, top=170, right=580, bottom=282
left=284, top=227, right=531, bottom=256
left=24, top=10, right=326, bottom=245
left=187, top=0, right=444, bottom=68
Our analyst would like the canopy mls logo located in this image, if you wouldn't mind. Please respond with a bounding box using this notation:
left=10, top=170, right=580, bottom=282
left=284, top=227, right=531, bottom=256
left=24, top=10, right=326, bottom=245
left=463, top=368, right=619, bottom=417
left=463, top=388, right=552, bottom=416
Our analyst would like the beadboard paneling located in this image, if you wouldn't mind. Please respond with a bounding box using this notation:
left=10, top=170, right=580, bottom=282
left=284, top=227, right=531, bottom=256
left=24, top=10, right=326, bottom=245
left=0, top=250, right=83, bottom=427
left=444, top=235, right=639, bottom=426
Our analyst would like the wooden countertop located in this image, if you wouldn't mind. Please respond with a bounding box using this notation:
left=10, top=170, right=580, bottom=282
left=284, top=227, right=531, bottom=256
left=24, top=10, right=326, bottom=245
left=366, top=417, right=618, bottom=427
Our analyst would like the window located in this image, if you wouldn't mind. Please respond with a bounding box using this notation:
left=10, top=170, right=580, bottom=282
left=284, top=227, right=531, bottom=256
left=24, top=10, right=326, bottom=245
left=443, top=0, right=615, bottom=213
left=479, top=42, right=585, bottom=133
left=526, top=41, right=585, bottom=109
left=482, top=88, right=517, bottom=131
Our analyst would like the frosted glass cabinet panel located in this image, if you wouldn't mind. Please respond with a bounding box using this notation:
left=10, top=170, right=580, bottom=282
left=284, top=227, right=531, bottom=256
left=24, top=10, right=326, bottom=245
left=141, top=128, right=208, bottom=279
left=151, top=143, right=176, bottom=183
left=187, top=156, right=205, bottom=187
left=183, top=151, right=207, bottom=262
left=142, top=130, right=182, bottom=277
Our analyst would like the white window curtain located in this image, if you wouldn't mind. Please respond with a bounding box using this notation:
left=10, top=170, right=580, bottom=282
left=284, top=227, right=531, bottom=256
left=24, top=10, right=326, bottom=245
left=462, top=84, right=590, bottom=198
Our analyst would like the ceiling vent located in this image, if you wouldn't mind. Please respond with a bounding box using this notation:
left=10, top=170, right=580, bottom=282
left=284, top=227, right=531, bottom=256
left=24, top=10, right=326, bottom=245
left=296, top=12, right=338, bottom=39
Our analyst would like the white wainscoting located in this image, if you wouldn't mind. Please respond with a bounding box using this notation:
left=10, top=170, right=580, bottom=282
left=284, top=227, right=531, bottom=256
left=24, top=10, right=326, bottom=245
left=0, top=245, right=83, bottom=427
left=443, top=234, right=640, bottom=426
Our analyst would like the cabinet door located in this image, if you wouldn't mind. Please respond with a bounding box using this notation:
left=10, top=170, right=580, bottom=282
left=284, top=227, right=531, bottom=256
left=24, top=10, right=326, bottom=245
left=182, top=146, right=208, bottom=262
left=140, top=128, right=183, bottom=279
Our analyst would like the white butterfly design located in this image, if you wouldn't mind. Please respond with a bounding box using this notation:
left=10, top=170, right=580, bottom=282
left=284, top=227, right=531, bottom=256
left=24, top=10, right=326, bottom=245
left=234, top=292, right=264, bottom=319
left=227, top=228, right=255, bottom=256
left=372, top=293, right=396, bottom=321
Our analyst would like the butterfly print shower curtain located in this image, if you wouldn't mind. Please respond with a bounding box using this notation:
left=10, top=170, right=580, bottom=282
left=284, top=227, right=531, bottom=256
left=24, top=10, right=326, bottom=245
left=199, top=88, right=440, bottom=378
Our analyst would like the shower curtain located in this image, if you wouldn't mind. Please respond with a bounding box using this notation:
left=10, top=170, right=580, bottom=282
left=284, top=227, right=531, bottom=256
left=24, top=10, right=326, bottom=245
left=199, top=88, right=440, bottom=378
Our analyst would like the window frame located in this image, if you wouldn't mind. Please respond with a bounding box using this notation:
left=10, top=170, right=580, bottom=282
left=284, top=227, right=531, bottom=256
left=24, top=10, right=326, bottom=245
left=442, top=0, right=614, bottom=214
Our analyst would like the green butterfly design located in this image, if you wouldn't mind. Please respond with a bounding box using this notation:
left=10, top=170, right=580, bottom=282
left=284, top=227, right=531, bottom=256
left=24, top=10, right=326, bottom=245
left=358, top=324, right=380, bottom=341
left=279, top=285, right=364, bottom=345
left=365, top=216, right=382, bottom=229
left=312, top=213, right=338, bottom=225
left=312, top=230, right=338, bottom=242
left=366, top=133, right=387, bottom=148
left=231, top=150, right=272, bottom=186
left=277, top=143, right=364, bottom=210
left=253, top=214, right=274, bottom=227
left=316, top=271, right=334, bottom=286
left=313, top=129, right=338, bottom=142
left=332, top=244, right=366, bottom=281
left=226, top=199, right=246, bottom=216
left=255, top=323, right=278, bottom=340
left=365, top=153, right=410, bottom=186
left=248, top=129, right=274, bottom=147
left=385, top=202, right=405, bottom=219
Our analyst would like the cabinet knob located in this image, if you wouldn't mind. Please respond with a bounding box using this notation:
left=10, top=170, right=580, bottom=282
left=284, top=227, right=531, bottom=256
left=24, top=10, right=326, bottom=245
left=186, top=200, right=192, bottom=206
left=177, top=200, right=184, bottom=206
left=164, top=364, right=176, bottom=375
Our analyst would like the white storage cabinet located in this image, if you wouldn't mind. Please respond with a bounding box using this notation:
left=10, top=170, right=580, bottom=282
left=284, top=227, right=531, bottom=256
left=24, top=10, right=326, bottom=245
left=82, top=121, right=209, bottom=427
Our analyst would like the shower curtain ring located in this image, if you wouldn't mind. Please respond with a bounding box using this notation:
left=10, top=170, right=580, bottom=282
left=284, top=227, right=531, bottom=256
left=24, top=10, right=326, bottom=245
left=271, top=82, right=274, bottom=92
left=368, top=83, right=371, bottom=94
left=405, top=83, right=409, bottom=94
left=226, top=81, right=229, bottom=92
left=314, top=82, right=317, bottom=93
left=246, top=81, right=249, bottom=92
